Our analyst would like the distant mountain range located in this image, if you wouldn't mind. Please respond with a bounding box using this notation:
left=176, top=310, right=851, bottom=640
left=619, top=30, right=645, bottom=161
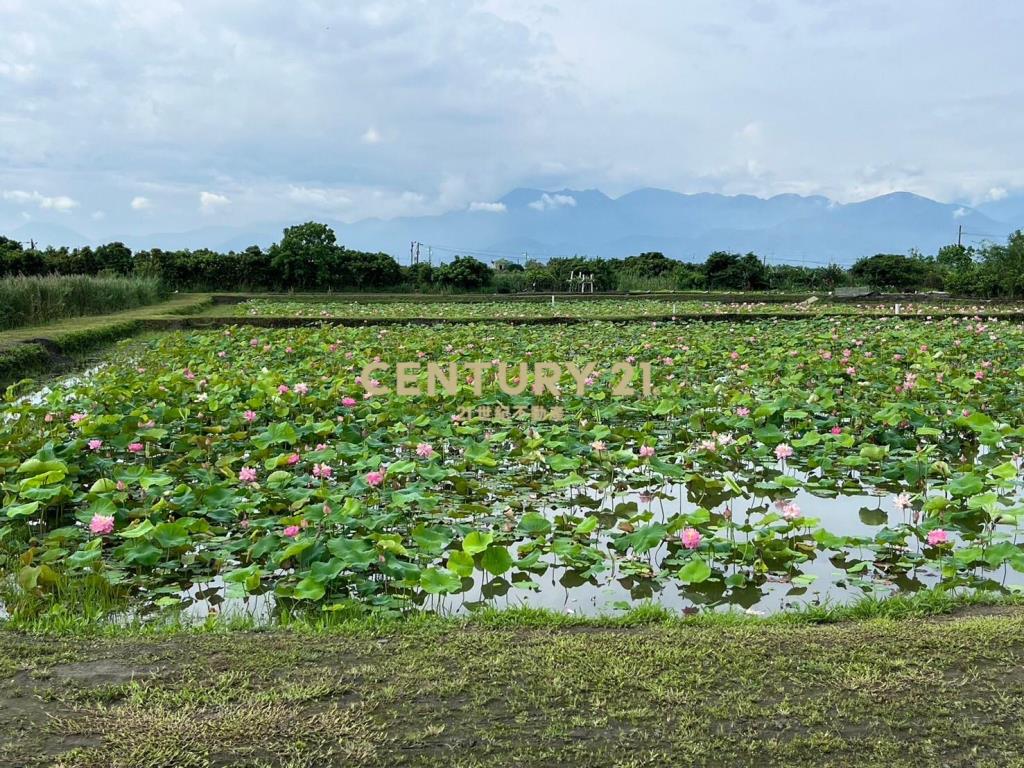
left=8, top=187, right=1024, bottom=266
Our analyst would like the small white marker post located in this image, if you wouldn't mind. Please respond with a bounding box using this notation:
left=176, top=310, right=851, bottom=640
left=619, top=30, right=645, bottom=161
left=895, top=303, right=901, bottom=315
left=551, top=295, right=555, bottom=307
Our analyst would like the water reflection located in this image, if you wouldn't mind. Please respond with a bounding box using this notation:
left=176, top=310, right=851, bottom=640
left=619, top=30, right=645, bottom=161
left=171, top=480, right=1022, bottom=623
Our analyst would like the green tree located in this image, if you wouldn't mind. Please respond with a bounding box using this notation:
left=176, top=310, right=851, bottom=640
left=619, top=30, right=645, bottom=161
left=436, top=255, right=492, bottom=290
left=673, top=263, right=706, bottom=289
left=0, top=237, right=45, bottom=276
left=94, top=242, right=134, bottom=274
left=850, top=254, right=930, bottom=291
left=704, top=251, right=768, bottom=290
left=341, top=250, right=402, bottom=290
left=268, top=222, right=343, bottom=290
left=976, top=231, right=1024, bottom=298
left=621, top=251, right=676, bottom=278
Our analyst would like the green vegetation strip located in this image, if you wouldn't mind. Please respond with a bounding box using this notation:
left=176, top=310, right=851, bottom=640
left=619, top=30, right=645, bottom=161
left=0, top=275, right=165, bottom=331
left=1, top=602, right=1023, bottom=767
left=0, top=295, right=212, bottom=387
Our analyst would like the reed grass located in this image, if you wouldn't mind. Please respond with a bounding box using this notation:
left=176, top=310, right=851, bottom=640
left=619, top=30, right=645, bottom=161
left=0, top=273, right=164, bottom=330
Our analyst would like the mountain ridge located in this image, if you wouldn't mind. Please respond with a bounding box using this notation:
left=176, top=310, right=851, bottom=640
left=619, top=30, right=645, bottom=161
left=5, top=187, right=1017, bottom=266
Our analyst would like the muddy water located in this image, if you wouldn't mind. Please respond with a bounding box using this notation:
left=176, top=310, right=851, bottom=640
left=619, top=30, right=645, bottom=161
left=172, top=481, right=1023, bottom=623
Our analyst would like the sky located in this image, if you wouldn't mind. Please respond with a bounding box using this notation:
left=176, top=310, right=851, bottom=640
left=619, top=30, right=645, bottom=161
left=2, top=0, right=1023, bottom=241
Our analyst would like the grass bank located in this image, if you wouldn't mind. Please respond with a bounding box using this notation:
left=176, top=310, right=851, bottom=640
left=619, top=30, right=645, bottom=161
left=0, top=294, right=212, bottom=388
left=0, top=274, right=165, bottom=331
left=0, top=597, right=1022, bottom=767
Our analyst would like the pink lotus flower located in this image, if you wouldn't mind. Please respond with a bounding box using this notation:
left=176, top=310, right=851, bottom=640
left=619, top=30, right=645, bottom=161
left=44, top=413, right=54, bottom=423
left=366, top=470, right=385, bottom=487
left=87, top=439, right=103, bottom=451
left=680, top=527, right=702, bottom=549
left=243, top=410, right=258, bottom=423
left=239, top=466, right=257, bottom=483
left=775, top=444, right=794, bottom=460
left=926, top=529, right=949, bottom=546
left=831, top=426, right=842, bottom=435
left=283, top=525, right=301, bottom=538
left=416, top=442, right=435, bottom=458
left=287, top=453, right=301, bottom=466
left=128, top=442, right=144, bottom=453
left=638, top=445, right=655, bottom=458
left=70, top=412, right=87, bottom=425
left=89, top=514, right=115, bottom=535
left=294, top=382, right=309, bottom=395
left=277, top=384, right=290, bottom=394
left=312, top=463, right=333, bottom=479
left=116, top=480, right=126, bottom=491
left=894, top=493, right=912, bottom=511
left=591, top=440, right=607, bottom=453
left=781, top=502, right=801, bottom=521
left=183, top=368, right=196, bottom=381
left=736, top=406, right=750, bottom=417
left=341, top=397, right=357, bottom=407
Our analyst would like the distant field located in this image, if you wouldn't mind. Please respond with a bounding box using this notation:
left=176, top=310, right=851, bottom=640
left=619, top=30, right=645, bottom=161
left=225, top=296, right=1024, bottom=319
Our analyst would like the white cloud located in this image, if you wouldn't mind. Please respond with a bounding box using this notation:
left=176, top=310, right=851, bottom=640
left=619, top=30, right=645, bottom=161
left=736, top=121, right=762, bottom=141
left=2, top=189, right=79, bottom=212
left=286, top=185, right=352, bottom=208
left=4, top=0, right=1024, bottom=233
left=199, top=191, right=230, bottom=213
left=468, top=201, right=507, bottom=213
left=953, top=207, right=968, bottom=218
left=91, top=210, right=105, bottom=220
left=0, top=61, right=34, bottom=81
left=986, top=186, right=1008, bottom=202
left=528, top=193, right=576, bottom=211
left=130, top=195, right=151, bottom=210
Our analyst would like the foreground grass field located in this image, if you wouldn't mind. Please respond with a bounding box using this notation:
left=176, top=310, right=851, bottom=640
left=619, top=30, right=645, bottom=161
left=1, top=603, right=1023, bottom=767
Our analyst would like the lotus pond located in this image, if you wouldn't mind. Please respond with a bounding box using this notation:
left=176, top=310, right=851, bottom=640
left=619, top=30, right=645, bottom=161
left=2, top=315, right=1024, bottom=620
left=230, top=297, right=1024, bottom=320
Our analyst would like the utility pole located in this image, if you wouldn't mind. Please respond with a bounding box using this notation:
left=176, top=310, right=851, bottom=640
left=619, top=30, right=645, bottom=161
left=957, top=224, right=963, bottom=248
left=409, top=241, right=414, bottom=267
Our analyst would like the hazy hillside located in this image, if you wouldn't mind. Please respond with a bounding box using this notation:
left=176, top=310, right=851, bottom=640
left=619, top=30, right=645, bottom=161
left=6, top=188, right=1013, bottom=265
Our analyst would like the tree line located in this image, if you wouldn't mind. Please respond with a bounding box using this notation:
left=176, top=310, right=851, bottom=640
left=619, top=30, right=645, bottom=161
left=2, top=221, right=1023, bottom=296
